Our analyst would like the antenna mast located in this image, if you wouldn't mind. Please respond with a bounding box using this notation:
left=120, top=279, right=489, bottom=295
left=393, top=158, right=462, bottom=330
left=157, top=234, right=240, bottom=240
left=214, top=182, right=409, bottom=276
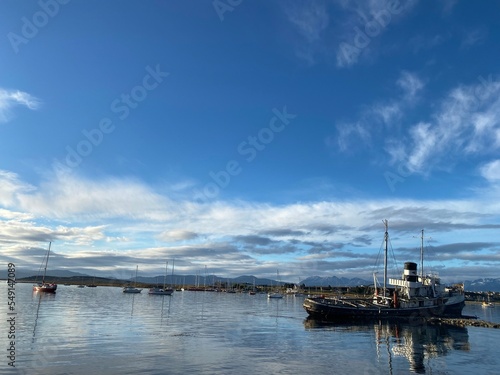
left=420, top=229, right=424, bottom=278
left=383, top=220, right=388, bottom=298
left=42, top=242, right=52, bottom=284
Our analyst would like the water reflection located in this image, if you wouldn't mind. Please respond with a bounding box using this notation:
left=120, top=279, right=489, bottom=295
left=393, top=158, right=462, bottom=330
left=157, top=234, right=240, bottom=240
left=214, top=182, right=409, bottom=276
left=304, top=318, right=469, bottom=374
left=31, top=291, right=56, bottom=344
left=158, top=294, right=173, bottom=327
left=4, top=284, right=494, bottom=375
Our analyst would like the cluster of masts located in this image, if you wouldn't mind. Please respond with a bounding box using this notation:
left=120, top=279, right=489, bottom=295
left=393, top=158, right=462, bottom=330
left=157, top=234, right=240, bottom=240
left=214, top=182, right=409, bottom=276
left=380, top=220, right=431, bottom=298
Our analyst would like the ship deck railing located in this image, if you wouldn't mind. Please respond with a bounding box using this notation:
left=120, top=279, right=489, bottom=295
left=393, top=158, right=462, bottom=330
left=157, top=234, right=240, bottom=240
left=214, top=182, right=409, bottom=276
left=313, top=296, right=387, bottom=309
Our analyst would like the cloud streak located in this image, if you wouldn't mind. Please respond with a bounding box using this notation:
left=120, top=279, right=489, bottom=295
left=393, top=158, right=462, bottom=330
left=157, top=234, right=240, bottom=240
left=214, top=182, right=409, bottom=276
left=333, top=71, right=424, bottom=152
left=334, top=0, right=418, bottom=68
left=284, top=0, right=330, bottom=64
left=394, top=75, right=500, bottom=174
left=0, top=88, right=40, bottom=123
left=332, top=72, right=500, bottom=179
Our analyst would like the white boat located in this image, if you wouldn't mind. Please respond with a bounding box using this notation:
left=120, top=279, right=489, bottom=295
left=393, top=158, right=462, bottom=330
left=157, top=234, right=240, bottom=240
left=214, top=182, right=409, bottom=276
left=149, top=260, right=174, bottom=296
left=268, top=270, right=283, bottom=299
left=482, top=295, right=494, bottom=308
left=123, top=265, right=142, bottom=293
left=286, top=280, right=305, bottom=296
left=33, top=242, right=57, bottom=293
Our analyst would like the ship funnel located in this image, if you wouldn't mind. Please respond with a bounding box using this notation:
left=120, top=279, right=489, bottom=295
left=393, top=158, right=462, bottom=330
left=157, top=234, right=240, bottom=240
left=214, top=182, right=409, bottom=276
left=403, top=262, right=418, bottom=282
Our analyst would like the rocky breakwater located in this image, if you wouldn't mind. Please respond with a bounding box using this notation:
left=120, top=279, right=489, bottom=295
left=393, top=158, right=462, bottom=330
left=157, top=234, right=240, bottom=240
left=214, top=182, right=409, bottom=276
left=428, top=316, right=500, bottom=329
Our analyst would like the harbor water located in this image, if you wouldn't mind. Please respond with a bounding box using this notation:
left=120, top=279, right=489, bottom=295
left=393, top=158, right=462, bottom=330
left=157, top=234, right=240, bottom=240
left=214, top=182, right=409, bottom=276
left=1, top=282, right=499, bottom=374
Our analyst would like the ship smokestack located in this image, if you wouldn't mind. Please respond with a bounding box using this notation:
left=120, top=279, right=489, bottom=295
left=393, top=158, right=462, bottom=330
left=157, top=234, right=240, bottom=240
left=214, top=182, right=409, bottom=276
left=403, top=262, right=418, bottom=282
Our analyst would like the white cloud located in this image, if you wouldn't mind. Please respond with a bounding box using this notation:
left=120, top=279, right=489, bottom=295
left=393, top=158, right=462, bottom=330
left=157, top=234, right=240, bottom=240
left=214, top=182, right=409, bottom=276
left=334, top=0, right=418, bottom=68
left=159, top=229, right=199, bottom=242
left=410, top=33, right=449, bottom=53
left=284, top=0, right=418, bottom=67
left=285, top=1, right=329, bottom=43
left=405, top=122, right=438, bottom=172
left=334, top=121, right=372, bottom=152
left=334, top=72, right=500, bottom=177
left=372, top=102, right=402, bottom=125
left=0, top=208, right=33, bottom=221
left=284, top=0, right=330, bottom=64
left=2, top=166, right=500, bottom=281
left=0, top=170, right=35, bottom=207
left=0, top=212, right=107, bottom=252
left=461, top=28, right=487, bottom=49
left=14, top=170, right=172, bottom=220
left=0, top=88, right=41, bottom=123
left=398, top=76, right=500, bottom=173
left=397, top=71, right=425, bottom=101
left=480, top=160, right=500, bottom=182
left=334, top=71, right=424, bottom=151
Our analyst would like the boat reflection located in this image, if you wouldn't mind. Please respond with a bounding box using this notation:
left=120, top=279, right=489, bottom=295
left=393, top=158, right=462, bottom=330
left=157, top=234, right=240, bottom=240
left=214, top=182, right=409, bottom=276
left=31, top=291, right=56, bottom=344
left=159, top=292, right=173, bottom=327
left=304, top=318, right=470, bottom=374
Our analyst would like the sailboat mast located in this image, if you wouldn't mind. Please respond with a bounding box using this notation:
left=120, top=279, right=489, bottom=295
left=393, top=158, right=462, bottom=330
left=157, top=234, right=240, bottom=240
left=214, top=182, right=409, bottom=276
left=42, top=242, right=52, bottom=283
left=171, top=259, right=175, bottom=289
left=163, top=261, right=168, bottom=289
left=134, top=265, right=138, bottom=287
left=383, top=220, right=388, bottom=297
left=420, top=229, right=424, bottom=278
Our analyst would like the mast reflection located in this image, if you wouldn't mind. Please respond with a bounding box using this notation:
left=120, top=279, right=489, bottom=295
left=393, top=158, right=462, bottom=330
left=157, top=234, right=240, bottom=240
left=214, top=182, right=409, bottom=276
left=304, top=318, right=469, bottom=374
left=31, top=291, right=56, bottom=344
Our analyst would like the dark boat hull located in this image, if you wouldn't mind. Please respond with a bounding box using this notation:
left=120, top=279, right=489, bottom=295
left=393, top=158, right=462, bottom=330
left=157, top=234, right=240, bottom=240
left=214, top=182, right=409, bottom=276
left=33, top=284, right=57, bottom=293
left=303, top=297, right=465, bottom=321
left=148, top=288, right=173, bottom=295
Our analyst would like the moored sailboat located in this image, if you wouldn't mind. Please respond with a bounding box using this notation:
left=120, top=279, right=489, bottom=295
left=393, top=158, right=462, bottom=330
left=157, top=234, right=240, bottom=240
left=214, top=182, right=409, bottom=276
left=33, top=242, right=57, bottom=293
left=249, top=277, right=256, bottom=295
left=148, top=260, right=174, bottom=296
left=87, top=275, right=97, bottom=287
left=123, top=265, right=142, bottom=293
left=268, top=270, right=283, bottom=299
left=303, top=220, right=465, bottom=320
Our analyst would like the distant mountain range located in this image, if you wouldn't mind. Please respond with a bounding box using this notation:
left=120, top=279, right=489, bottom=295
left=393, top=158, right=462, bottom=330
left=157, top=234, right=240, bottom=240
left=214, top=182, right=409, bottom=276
left=463, top=278, right=500, bottom=292
left=3, top=269, right=500, bottom=292
left=0, top=269, right=88, bottom=279
left=136, top=274, right=285, bottom=287
left=300, top=276, right=371, bottom=287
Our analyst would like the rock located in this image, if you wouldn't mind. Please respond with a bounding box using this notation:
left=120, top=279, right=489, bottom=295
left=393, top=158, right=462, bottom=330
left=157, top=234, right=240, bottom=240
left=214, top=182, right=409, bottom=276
left=428, top=317, right=500, bottom=329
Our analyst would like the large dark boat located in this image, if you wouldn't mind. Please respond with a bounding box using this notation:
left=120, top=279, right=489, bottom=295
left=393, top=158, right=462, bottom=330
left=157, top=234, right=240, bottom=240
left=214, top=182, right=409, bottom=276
left=303, top=221, right=465, bottom=320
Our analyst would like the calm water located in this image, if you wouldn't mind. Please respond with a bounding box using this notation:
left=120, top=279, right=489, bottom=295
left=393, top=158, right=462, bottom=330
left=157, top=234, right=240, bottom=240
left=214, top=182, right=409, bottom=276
left=1, top=282, right=499, bottom=375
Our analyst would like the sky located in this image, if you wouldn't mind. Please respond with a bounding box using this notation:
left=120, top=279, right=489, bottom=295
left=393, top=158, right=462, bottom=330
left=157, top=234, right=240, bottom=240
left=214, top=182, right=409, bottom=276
left=1, top=0, right=500, bottom=283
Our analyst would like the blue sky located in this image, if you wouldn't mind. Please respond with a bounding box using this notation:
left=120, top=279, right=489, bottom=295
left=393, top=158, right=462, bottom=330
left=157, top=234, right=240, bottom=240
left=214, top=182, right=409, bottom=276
left=1, top=0, right=500, bottom=283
